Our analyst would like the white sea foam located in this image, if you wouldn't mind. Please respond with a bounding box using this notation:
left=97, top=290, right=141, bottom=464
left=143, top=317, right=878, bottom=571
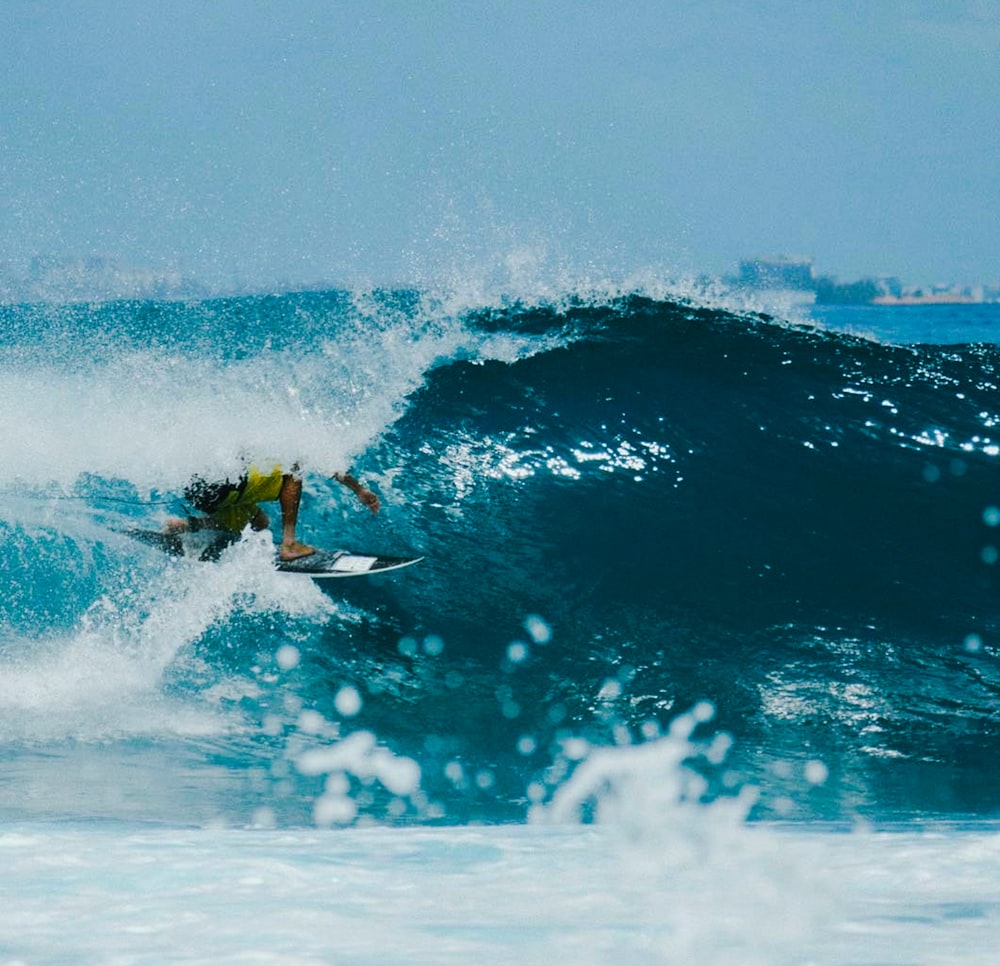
left=2, top=784, right=997, bottom=962
left=0, top=290, right=558, bottom=496
left=0, top=531, right=335, bottom=744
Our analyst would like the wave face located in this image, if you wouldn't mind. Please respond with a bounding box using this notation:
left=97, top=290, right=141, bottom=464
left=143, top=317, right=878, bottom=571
left=2, top=291, right=1000, bottom=825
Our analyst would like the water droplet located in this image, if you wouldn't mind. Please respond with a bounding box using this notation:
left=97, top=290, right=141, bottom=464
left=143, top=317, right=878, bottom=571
left=334, top=685, right=363, bottom=717
left=804, top=760, right=829, bottom=785
left=523, top=614, right=552, bottom=644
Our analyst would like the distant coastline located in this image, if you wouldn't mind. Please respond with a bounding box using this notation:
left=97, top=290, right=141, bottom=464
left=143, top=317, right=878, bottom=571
left=0, top=255, right=209, bottom=304
left=2, top=250, right=997, bottom=308
left=870, top=292, right=981, bottom=307
left=732, top=255, right=999, bottom=306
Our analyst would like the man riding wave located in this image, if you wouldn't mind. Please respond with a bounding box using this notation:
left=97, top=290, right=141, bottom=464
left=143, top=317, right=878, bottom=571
left=167, top=465, right=380, bottom=561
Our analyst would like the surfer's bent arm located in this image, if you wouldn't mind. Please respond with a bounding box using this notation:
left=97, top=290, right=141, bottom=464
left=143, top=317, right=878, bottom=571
left=333, top=471, right=380, bottom=514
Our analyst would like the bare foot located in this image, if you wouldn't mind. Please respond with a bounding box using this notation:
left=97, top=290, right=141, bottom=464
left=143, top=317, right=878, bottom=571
left=280, top=540, right=316, bottom=561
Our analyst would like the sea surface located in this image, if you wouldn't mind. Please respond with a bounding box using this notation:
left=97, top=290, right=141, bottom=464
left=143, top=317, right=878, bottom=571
left=1, top=287, right=999, bottom=962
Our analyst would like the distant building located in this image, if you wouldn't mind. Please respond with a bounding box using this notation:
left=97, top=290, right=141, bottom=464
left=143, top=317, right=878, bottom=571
left=813, top=276, right=880, bottom=305
left=734, top=255, right=998, bottom=306
left=738, top=255, right=815, bottom=291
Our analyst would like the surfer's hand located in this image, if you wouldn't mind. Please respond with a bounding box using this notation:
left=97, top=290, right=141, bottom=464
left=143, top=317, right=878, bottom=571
left=357, top=487, right=380, bottom=514
left=333, top=471, right=380, bottom=514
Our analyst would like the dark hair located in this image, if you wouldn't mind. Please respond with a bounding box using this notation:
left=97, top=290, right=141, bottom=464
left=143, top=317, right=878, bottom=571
left=183, top=475, right=245, bottom=514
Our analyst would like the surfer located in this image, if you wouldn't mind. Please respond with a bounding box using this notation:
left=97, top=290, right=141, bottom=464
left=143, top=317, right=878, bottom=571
left=166, top=466, right=380, bottom=561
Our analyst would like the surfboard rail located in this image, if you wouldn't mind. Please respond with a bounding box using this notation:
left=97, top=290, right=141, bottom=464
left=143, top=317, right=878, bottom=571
left=122, top=528, right=422, bottom=577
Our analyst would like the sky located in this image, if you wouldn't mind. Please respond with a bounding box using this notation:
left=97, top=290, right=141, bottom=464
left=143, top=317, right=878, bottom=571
left=2, top=0, right=999, bottom=292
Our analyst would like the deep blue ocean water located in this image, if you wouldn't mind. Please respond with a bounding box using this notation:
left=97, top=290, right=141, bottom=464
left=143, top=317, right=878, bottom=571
left=2, top=287, right=999, bottom=961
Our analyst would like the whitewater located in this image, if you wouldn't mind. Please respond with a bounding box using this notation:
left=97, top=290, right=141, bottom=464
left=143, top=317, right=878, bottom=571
left=2, top=285, right=1000, bottom=963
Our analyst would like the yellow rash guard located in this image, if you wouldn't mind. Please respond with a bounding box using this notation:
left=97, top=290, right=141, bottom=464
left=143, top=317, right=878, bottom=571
left=207, top=465, right=285, bottom=532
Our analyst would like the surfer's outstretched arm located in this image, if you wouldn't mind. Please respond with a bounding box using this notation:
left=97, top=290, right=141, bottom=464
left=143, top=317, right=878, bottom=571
left=332, top=471, right=380, bottom=514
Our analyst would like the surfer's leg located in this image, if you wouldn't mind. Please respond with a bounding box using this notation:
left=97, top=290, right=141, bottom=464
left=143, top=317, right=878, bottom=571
left=278, top=474, right=315, bottom=560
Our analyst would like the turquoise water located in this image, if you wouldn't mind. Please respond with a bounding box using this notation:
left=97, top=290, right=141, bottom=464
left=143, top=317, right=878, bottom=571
left=2, top=288, right=999, bottom=961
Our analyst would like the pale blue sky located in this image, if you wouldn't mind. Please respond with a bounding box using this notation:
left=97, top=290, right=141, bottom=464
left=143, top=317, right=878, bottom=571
left=2, top=1, right=998, bottom=291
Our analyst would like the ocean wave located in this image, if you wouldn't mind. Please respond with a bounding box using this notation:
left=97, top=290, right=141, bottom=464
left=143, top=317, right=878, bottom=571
left=2, top=289, right=999, bottom=822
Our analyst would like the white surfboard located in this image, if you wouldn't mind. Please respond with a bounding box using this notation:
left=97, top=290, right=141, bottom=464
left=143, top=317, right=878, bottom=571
left=125, top=528, right=422, bottom=578
left=275, top=548, right=422, bottom=578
